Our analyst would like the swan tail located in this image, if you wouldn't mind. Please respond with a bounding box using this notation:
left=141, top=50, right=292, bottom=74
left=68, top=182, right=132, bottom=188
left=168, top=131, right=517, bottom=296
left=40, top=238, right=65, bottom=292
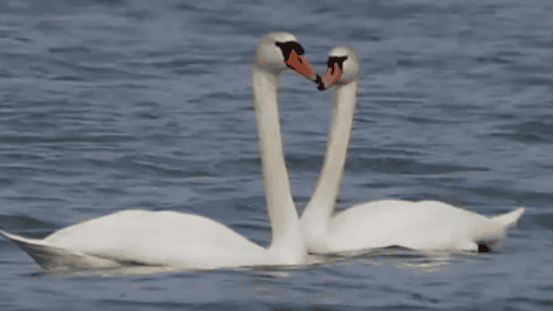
left=491, top=207, right=525, bottom=228
left=472, top=207, right=525, bottom=245
left=1, top=230, right=48, bottom=246
left=1, top=230, right=119, bottom=272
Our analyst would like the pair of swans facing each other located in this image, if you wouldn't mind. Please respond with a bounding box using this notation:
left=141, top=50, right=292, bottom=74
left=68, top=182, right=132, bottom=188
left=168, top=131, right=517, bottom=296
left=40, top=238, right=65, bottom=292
left=1, top=32, right=524, bottom=272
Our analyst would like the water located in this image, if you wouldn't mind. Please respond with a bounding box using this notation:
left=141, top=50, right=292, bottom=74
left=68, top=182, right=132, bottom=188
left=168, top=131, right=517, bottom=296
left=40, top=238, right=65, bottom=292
left=0, top=0, right=551, bottom=310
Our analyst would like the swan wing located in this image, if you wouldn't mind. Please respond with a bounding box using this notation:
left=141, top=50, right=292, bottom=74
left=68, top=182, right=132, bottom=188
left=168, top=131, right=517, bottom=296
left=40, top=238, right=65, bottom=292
left=42, top=210, right=271, bottom=269
left=326, top=200, right=522, bottom=252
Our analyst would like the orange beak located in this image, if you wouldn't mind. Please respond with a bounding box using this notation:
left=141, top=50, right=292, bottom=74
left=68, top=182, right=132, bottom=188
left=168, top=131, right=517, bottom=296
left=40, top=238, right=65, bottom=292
left=285, top=49, right=319, bottom=82
left=320, top=63, right=343, bottom=90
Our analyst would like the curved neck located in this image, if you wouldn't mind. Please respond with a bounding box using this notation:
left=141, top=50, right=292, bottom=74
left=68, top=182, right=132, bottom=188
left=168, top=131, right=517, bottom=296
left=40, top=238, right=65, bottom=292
left=301, top=81, right=358, bottom=226
left=252, top=68, right=304, bottom=262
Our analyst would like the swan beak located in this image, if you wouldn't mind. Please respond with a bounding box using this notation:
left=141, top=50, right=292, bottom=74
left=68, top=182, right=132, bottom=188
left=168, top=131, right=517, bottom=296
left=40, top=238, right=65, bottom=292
left=318, top=63, right=343, bottom=91
left=285, top=50, right=320, bottom=83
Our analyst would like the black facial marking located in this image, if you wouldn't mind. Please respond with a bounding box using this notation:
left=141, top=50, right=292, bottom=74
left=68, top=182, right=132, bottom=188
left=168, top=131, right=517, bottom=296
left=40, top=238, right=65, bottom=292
left=327, top=56, right=348, bottom=74
left=275, top=41, right=305, bottom=61
left=276, top=41, right=319, bottom=85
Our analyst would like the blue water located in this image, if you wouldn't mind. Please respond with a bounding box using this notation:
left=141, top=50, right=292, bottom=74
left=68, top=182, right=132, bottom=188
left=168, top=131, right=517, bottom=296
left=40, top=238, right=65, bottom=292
left=0, top=0, right=551, bottom=310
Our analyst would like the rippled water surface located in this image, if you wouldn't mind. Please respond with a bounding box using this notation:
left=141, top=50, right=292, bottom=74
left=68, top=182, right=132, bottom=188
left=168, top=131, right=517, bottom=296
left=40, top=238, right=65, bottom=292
left=0, top=0, right=551, bottom=310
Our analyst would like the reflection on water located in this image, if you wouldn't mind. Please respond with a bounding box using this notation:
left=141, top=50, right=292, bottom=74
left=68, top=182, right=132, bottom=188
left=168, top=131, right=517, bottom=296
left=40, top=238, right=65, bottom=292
left=33, top=246, right=481, bottom=277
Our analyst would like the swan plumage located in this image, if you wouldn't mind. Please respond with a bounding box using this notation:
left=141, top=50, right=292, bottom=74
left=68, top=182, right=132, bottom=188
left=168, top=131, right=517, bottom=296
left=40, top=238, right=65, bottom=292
left=301, top=46, right=525, bottom=253
left=1, top=32, right=320, bottom=271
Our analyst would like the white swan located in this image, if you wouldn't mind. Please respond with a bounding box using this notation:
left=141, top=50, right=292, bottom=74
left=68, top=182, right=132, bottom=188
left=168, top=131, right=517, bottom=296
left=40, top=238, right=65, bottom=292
left=301, top=46, right=525, bottom=253
left=1, top=32, right=321, bottom=271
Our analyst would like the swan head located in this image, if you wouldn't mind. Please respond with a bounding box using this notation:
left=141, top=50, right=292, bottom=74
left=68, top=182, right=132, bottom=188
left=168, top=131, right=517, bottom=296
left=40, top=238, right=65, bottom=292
left=255, top=32, right=321, bottom=84
left=317, top=46, right=361, bottom=90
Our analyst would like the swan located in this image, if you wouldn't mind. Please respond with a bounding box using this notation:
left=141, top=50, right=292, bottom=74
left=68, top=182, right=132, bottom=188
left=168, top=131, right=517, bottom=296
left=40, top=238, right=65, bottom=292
left=301, top=46, right=525, bottom=253
left=1, top=32, right=321, bottom=271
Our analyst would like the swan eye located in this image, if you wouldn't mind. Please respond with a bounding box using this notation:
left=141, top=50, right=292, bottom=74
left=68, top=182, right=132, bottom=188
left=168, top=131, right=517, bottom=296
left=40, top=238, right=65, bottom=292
left=275, top=41, right=305, bottom=59
left=327, top=56, right=347, bottom=73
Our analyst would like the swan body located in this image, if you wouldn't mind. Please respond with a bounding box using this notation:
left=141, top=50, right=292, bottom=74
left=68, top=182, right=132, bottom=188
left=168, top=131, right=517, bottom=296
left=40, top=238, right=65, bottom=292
left=301, top=47, right=525, bottom=253
left=2, top=32, right=320, bottom=271
left=2, top=210, right=281, bottom=270
left=303, top=199, right=525, bottom=253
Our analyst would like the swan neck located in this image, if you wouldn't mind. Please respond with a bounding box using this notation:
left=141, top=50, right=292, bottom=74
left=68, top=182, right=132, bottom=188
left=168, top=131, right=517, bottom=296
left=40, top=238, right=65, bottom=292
left=302, top=81, right=358, bottom=224
left=252, top=68, right=304, bottom=262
